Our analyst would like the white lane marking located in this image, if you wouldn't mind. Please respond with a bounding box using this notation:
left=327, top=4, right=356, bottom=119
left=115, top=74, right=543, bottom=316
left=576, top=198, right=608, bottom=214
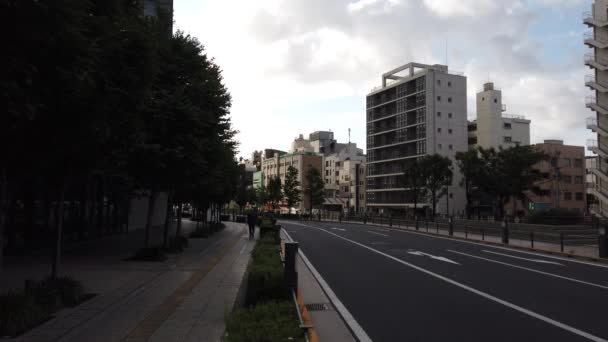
left=316, top=220, right=608, bottom=269
left=331, top=227, right=347, bottom=231
left=407, top=250, right=461, bottom=265
left=294, top=222, right=608, bottom=342
left=366, top=231, right=389, bottom=237
left=447, top=250, right=608, bottom=291
left=282, top=229, right=372, bottom=342
left=482, top=250, right=565, bottom=266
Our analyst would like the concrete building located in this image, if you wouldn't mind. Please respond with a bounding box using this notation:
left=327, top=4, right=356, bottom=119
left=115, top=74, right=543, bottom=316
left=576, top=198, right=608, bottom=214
left=261, top=152, right=323, bottom=212
left=365, top=62, right=467, bottom=215
left=509, top=140, right=586, bottom=215
left=587, top=156, right=599, bottom=215
left=584, top=1, right=608, bottom=217
left=468, top=82, right=531, bottom=149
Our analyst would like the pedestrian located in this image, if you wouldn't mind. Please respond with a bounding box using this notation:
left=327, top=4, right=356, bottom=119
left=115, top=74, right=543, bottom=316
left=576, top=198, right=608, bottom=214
left=246, top=209, right=258, bottom=239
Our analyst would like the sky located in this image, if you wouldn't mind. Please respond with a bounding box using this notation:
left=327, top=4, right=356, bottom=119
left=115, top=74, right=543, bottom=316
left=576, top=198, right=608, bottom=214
left=173, top=0, right=594, bottom=159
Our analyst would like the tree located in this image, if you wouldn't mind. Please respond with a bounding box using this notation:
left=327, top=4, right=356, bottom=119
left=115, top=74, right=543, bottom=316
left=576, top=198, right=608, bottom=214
left=402, top=160, right=426, bottom=218
left=283, top=166, right=302, bottom=211
left=266, top=176, right=283, bottom=209
left=256, top=185, right=268, bottom=208
left=455, top=149, right=484, bottom=219
left=496, top=146, right=546, bottom=218
left=305, top=168, right=325, bottom=213
left=419, top=154, right=453, bottom=218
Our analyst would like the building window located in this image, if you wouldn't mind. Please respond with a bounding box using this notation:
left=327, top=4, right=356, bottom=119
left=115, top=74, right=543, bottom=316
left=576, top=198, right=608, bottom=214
left=576, top=192, right=584, bottom=201
left=448, top=81, right=452, bottom=87
left=575, top=176, right=583, bottom=184
left=504, top=123, right=512, bottom=129
left=326, top=170, right=329, bottom=176
left=448, top=113, right=452, bottom=118
left=437, top=127, right=442, bottom=133
left=437, top=112, right=442, bottom=117
left=562, top=175, right=572, bottom=184
left=437, top=79, right=441, bottom=86
left=504, top=136, right=512, bottom=143
left=449, top=144, right=453, bottom=150
left=482, top=97, right=485, bottom=101
left=494, top=98, right=498, bottom=103
left=438, top=144, right=442, bottom=149
left=449, top=193, right=453, bottom=198
left=564, top=192, right=572, bottom=201
left=437, top=96, right=441, bottom=101
left=574, top=158, right=583, bottom=167
left=448, top=129, right=452, bottom=134
left=448, top=97, right=452, bottom=103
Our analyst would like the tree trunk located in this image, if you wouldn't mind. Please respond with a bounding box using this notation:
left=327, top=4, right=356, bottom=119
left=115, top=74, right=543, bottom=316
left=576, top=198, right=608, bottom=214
left=0, top=168, right=8, bottom=273
left=175, top=203, right=183, bottom=238
left=163, top=191, right=173, bottom=249
left=51, top=180, right=67, bottom=279
left=144, top=191, right=157, bottom=248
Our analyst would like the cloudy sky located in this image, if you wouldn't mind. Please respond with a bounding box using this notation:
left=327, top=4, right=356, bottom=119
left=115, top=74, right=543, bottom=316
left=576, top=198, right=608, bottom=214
left=174, top=0, right=594, bottom=159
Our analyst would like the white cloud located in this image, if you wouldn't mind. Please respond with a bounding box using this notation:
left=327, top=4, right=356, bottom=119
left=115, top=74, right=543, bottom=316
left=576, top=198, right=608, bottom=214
left=174, top=0, right=593, bottom=158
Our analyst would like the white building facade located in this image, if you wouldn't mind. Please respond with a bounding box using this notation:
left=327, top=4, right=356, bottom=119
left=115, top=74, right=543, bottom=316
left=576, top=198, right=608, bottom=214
left=468, top=82, right=530, bottom=149
left=365, top=63, right=467, bottom=215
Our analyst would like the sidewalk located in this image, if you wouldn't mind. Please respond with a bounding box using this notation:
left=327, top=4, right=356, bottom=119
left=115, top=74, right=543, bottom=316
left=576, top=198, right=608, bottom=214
left=9, top=221, right=254, bottom=342
left=282, top=229, right=356, bottom=342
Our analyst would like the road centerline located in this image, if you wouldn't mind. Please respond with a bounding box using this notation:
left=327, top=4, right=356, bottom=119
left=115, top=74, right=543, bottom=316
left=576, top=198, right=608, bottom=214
left=290, top=222, right=608, bottom=342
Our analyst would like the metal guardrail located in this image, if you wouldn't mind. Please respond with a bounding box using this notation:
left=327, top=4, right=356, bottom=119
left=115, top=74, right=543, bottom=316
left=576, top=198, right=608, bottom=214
left=286, top=212, right=599, bottom=255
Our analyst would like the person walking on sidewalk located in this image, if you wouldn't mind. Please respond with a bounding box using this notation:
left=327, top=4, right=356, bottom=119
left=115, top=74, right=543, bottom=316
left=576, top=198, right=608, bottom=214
left=246, top=209, right=258, bottom=239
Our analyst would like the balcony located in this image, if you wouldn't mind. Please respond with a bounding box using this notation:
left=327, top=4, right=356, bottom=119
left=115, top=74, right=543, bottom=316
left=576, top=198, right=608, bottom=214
left=587, top=117, right=598, bottom=130
left=584, top=32, right=608, bottom=49
left=588, top=139, right=599, bottom=154
left=585, top=74, right=608, bottom=92
left=583, top=11, right=608, bottom=27
left=589, top=163, right=608, bottom=183
left=586, top=95, right=608, bottom=115
left=585, top=53, right=608, bottom=71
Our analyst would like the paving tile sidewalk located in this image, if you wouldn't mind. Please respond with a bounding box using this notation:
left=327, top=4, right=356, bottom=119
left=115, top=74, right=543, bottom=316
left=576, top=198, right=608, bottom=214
left=10, top=221, right=254, bottom=342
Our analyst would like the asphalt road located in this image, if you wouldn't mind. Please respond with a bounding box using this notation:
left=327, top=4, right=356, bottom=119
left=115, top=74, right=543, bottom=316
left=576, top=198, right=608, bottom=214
left=280, top=219, right=608, bottom=342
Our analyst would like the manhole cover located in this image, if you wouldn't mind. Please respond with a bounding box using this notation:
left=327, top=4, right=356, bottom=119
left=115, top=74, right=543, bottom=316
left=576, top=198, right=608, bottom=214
left=305, top=303, right=333, bottom=311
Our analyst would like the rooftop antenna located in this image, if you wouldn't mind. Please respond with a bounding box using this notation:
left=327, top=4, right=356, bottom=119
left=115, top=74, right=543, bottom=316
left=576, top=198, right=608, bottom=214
left=348, top=128, right=351, bottom=144
left=445, top=40, right=448, bottom=66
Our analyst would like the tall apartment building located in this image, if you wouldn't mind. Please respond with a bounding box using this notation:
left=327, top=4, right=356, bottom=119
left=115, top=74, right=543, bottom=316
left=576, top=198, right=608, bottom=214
left=261, top=152, right=323, bottom=212
left=468, top=82, right=530, bottom=149
left=366, top=63, right=467, bottom=215
left=584, top=1, right=608, bottom=217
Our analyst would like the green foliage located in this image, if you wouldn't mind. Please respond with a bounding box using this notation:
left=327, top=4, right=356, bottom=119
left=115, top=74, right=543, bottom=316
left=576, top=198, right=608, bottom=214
left=528, top=208, right=583, bottom=225
left=246, top=236, right=288, bottom=305
left=455, top=149, right=485, bottom=218
left=267, top=176, right=283, bottom=208
left=419, top=154, right=453, bottom=217
left=305, top=167, right=325, bottom=211
left=0, top=292, right=46, bottom=337
left=130, top=247, right=168, bottom=262
left=402, top=160, right=427, bottom=215
left=225, top=301, right=304, bottom=342
left=283, top=166, right=302, bottom=209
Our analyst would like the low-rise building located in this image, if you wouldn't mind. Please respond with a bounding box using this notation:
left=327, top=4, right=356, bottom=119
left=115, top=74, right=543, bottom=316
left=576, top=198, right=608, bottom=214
left=507, top=140, right=586, bottom=216
left=261, top=152, right=323, bottom=213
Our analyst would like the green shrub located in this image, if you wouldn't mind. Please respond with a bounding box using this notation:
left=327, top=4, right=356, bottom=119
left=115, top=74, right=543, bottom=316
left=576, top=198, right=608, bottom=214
left=130, top=247, right=168, bottom=261
left=189, top=228, right=210, bottom=238
left=527, top=208, right=583, bottom=225
left=25, top=276, right=85, bottom=310
left=0, top=292, right=46, bottom=337
left=245, top=237, right=287, bottom=305
left=224, top=301, right=304, bottom=342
